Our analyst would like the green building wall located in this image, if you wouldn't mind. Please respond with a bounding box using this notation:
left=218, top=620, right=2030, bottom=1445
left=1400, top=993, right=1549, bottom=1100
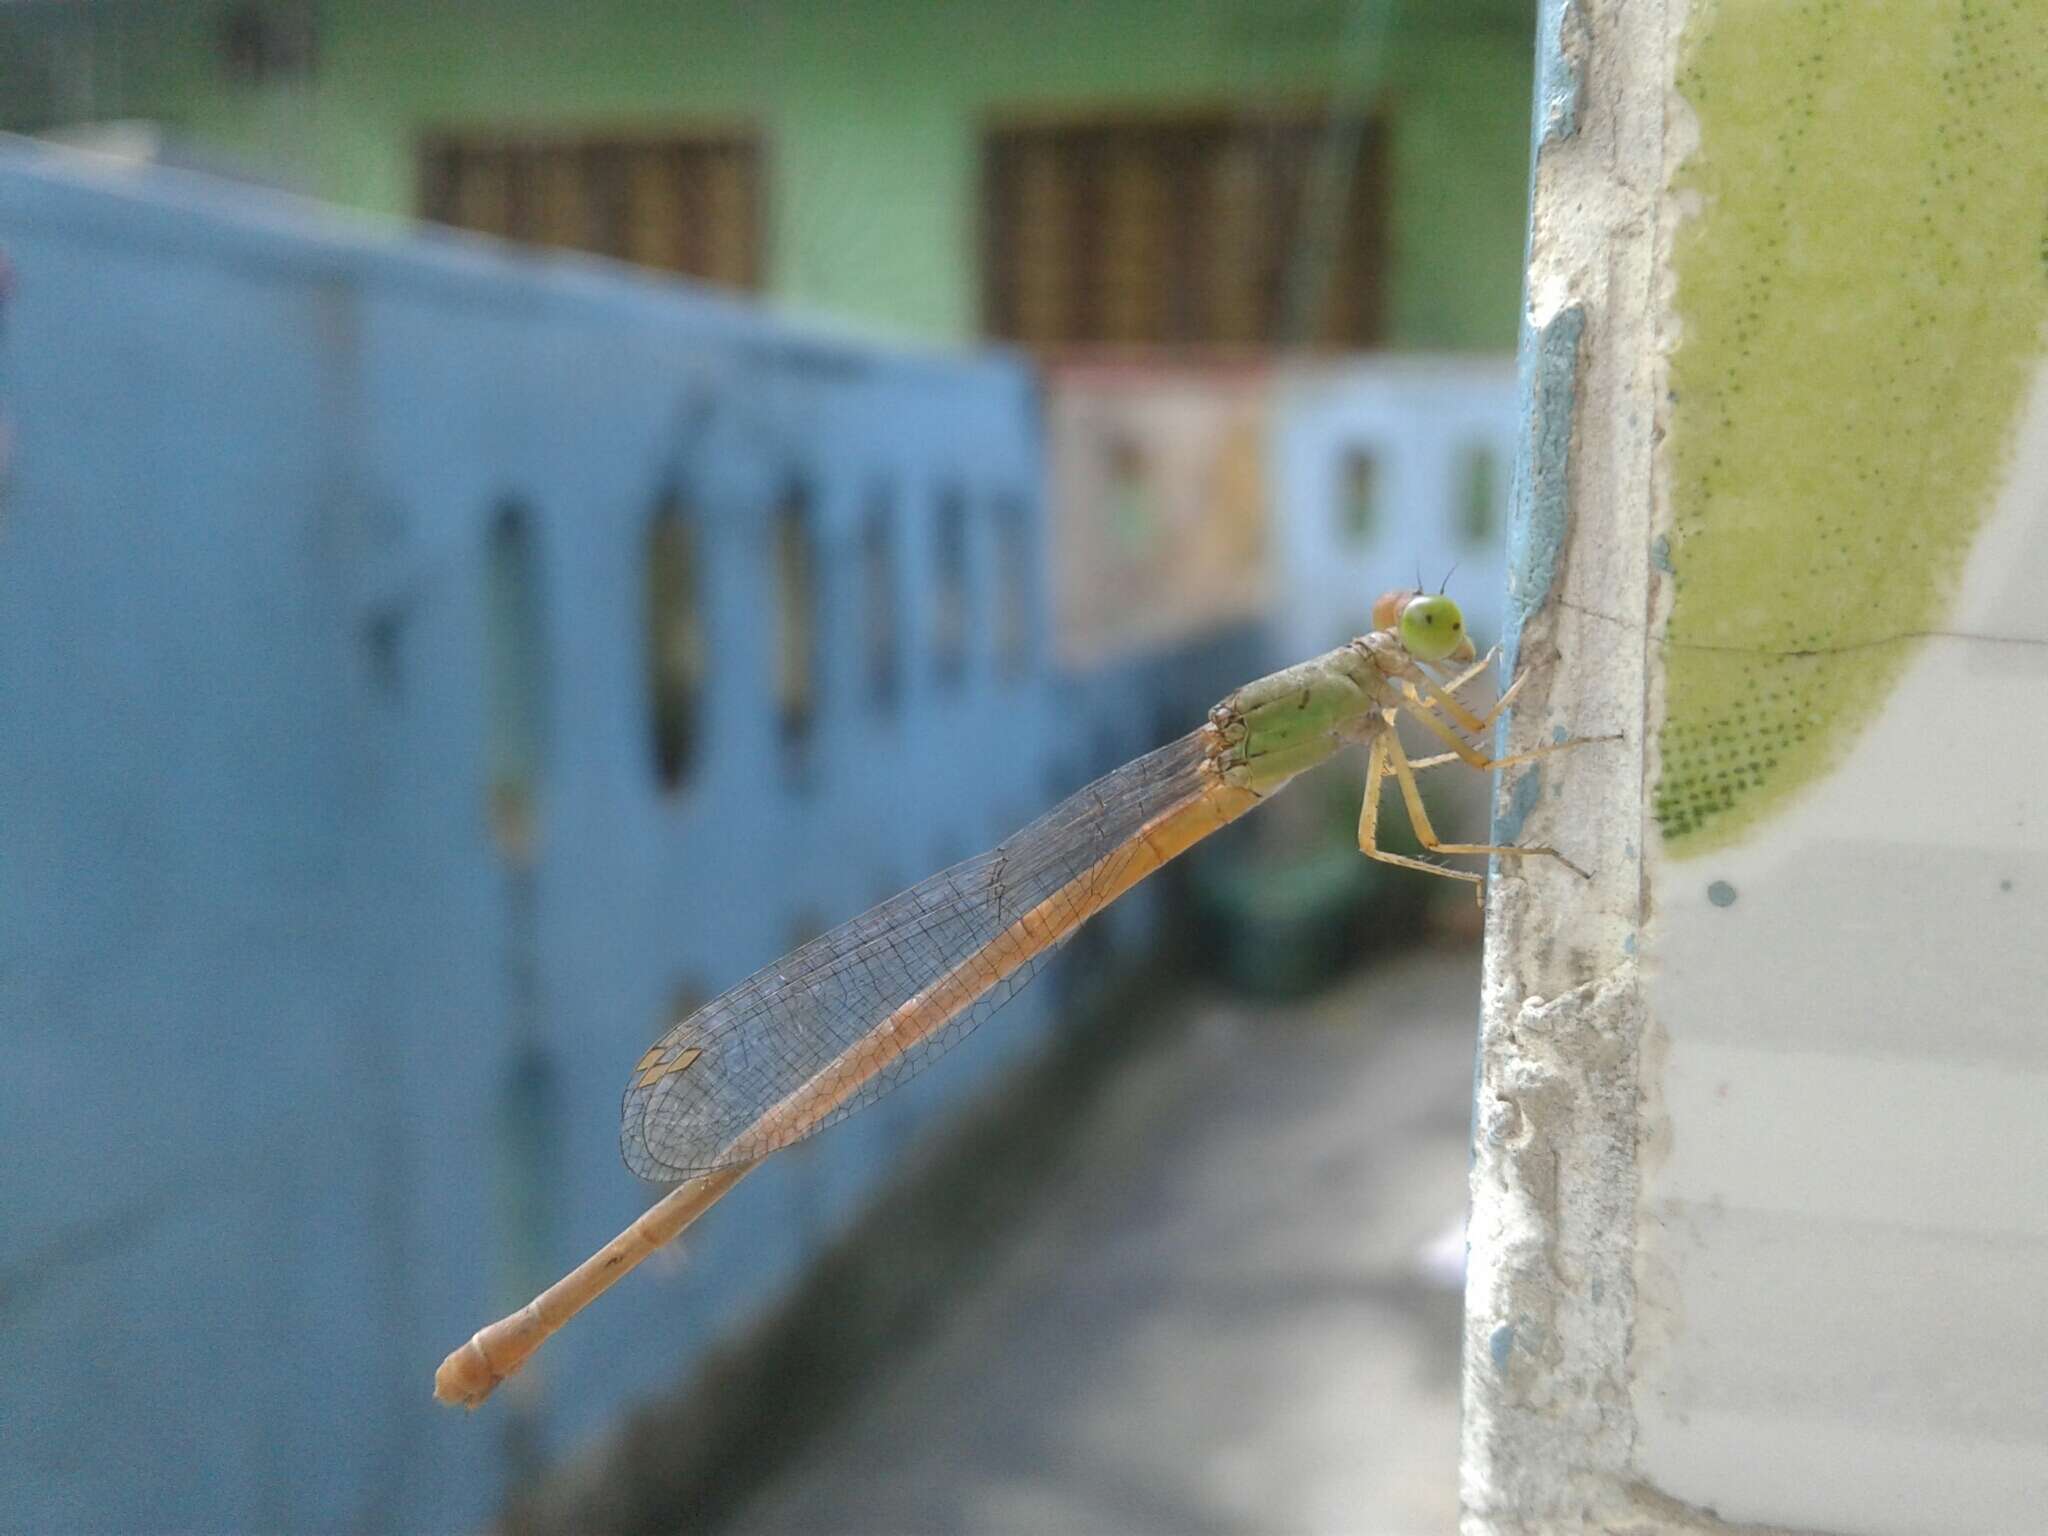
left=8, top=0, right=1535, bottom=348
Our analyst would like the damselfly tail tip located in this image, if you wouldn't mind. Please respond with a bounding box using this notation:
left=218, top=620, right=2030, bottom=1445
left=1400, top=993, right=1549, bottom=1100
left=434, top=1338, right=499, bottom=1409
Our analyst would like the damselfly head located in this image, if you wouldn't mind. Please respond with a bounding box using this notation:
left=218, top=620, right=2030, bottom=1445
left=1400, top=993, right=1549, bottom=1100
left=1392, top=592, right=1473, bottom=663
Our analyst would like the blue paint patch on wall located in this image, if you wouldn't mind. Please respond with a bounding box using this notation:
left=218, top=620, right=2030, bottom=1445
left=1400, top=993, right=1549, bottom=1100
left=1489, top=6, right=1587, bottom=853
left=1478, top=0, right=1589, bottom=1162
left=1500, top=304, right=1585, bottom=685
left=1498, top=0, right=1589, bottom=691
left=1536, top=0, right=1586, bottom=148
left=1492, top=761, right=1547, bottom=848
left=1489, top=1322, right=1517, bottom=1372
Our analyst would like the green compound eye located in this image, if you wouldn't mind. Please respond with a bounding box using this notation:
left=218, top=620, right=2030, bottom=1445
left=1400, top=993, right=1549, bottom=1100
left=1397, top=593, right=1468, bottom=662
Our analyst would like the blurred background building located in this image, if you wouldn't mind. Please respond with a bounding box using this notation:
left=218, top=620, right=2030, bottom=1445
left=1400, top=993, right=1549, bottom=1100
left=0, top=1, right=1536, bottom=1530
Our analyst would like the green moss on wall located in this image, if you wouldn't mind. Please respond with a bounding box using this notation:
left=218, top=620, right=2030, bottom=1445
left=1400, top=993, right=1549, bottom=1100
left=1656, top=0, right=2048, bottom=856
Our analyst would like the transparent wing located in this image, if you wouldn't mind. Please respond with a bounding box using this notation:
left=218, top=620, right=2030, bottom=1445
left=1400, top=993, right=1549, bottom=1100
left=623, top=728, right=1219, bottom=1179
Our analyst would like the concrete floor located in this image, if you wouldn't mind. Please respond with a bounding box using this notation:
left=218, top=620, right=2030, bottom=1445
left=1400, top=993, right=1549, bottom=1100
left=723, top=944, right=1482, bottom=1536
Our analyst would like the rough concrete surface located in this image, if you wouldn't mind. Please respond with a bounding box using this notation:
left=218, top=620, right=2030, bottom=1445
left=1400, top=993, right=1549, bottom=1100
left=1462, top=0, right=1668, bottom=1528
left=720, top=946, right=1486, bottom=1536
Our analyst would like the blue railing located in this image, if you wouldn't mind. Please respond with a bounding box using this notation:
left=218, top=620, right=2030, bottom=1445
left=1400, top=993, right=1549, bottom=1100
left=0, top=144, right=1068, bottom=1533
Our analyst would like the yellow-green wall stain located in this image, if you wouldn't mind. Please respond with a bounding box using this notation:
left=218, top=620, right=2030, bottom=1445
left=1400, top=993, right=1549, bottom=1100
left=1656, top=0, right=2047, bottom=856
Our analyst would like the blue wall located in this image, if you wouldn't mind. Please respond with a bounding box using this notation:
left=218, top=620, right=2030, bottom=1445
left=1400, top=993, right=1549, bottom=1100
left=0, top=146, right=1096, bottom=1532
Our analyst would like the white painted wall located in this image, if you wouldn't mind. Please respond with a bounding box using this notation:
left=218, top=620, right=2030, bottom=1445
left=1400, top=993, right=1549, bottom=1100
left=1627, top=371, right=2048, bottom=1532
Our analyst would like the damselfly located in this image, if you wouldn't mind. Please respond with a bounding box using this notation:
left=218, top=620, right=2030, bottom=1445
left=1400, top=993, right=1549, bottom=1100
left=435, top=588, right=1599, bottom=1406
